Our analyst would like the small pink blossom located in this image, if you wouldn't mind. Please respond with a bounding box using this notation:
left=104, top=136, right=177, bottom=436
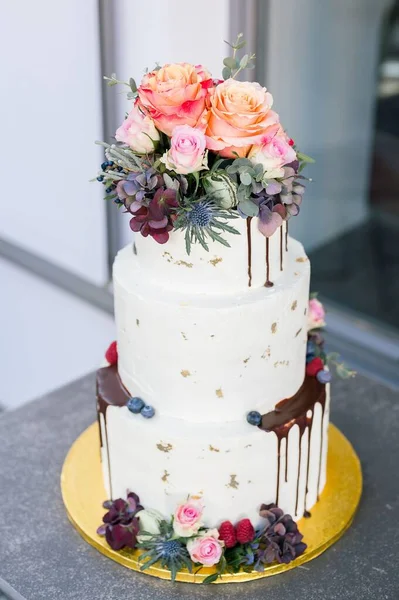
left=173, top=498, right=203, bottom=537
left=161, top=125, right=208, bottom=175
left=115, top=104, right=159, bottom=154
left=308, top=298, right=326, bottom=331
left=249, top=130, right=297, bottom=176
left=187, top=530, right=224, bottom=566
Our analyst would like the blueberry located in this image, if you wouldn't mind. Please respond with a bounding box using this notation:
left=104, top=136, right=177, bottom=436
left=114, top=198, right=123, bottom=205
left=117, top=166, right=123, bottom=172
left=306, top=340, right=316, bottom=354
left=105, top=187, right=113, bottom=194
left=127, top=397, right=144, bottom=414
left=316, top=369, right=331, bottom=384
left=97, top=175, right=104, bottom=182
left=247, top=411, right=262, bottom=426
left=141, top=405, right=155, bottom=419
left=306, top=353, right=315, bottom=364
left=101, top=161, right=108, bottom=170
left=108, top=161, right=114, bottom=167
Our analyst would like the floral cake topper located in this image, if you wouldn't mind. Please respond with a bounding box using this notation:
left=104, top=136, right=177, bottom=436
left=95, top=34, right=313, bottom=253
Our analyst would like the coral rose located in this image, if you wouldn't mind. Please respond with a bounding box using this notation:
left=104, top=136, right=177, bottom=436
left=187, top=530, right=223, bottom=566
left=160, top=125, right=208, bottom=174
left=137, top=63, right=212, bottom=136
left=173, top=498, right=203, bottom=537
left=115, top=104, right=160, bottom=154
left=205, top=79, right=280, bottom=158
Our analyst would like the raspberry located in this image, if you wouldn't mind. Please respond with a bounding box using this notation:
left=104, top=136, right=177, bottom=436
left=105, top=341, right=118, bottom=365
left=235, top=518, right=255, bottom=544
left=288, top=138, right=295, bottom=146
left=306, top=357, right=324, bottom=377
left=218, top=521, right=237, bottom=548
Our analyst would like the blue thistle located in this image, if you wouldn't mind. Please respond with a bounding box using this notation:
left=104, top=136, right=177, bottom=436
left=174, top=198, right=240, bottom=254
left=138, top=521, right=192, bottom=581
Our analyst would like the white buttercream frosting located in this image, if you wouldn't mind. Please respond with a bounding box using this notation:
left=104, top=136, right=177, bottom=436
left=99, top=224, right=330, bottom=526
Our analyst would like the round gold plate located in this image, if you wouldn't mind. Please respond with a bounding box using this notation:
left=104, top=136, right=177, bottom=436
left=61, top=422, right=362, bottom=584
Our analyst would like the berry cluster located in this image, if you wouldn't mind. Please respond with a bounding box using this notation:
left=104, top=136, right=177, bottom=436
left=218, top=518, right=255, bottom=548
left=127, top=396, right=156, bottom=419
left=97, top=160, right=125, bottom=200
left=306, top=340, right=331, bottom=384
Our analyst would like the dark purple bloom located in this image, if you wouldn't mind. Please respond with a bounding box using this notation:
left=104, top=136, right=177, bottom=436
left=129, top=187, right=178, bottom=244
left=253, top=196, right=286, bottom=238
left=97, top=491, right=143, bottom=551
left=116, top=168, right=163, bottom=208
left=255, top=503, right=307, bottom=569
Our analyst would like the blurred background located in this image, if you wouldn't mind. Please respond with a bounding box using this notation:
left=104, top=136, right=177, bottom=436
left=1, top=0, right=398, bottom=412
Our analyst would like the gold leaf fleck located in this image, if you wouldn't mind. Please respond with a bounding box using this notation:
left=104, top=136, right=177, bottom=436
left=271, top=323, right=277, bottom=334
left=209, top=445, right=220, bottom=453
left=274, top=360, right=290, bottom=368
left=133, top=243, right=137, bottom=255
left=291, top=300, right=297, bottom=311
left=304, top=308, right=307, bottom=315
left=248, top=480, right=252, bottom=484
left=136, top=319, right=140, bottom=326
left=226, top=474, right=239, bottom=489
left=210, top=334, right=215, bottom=338
left=295, top=328, right=302, bottom=338
left=162, top=251, right=173, bottom=263
left=296, top=257, right=308, bottom=263
left=245, top=444, right=252, bottom=448
left=215, top=388, right=223, bottom=398
left=161, top=470, right=170, bottom=483
left=181, top=332, right=187, bottom=341
left=157, top=442, right=173, bottom=453
left=175, top=260, right=193, bottom=268
left=243, top=357, right=250, bottom=364
left=181, top=370, right=191, bottom=377
left=261, top=346, right=271, bottom=359
left=209, top=257, right=223, bottom=267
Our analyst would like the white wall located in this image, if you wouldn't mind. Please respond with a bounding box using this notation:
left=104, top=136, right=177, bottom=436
left=0, top=0, right=109, bottom=285
left=111, top=0, right=230, bottom=247
left=264, top=0, right=391, bottom=250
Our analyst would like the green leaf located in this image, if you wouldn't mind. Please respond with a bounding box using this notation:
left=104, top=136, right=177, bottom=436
left=223, top=57, right=238, bottom=69
left=240, top=172, right=252, bottom=186
left=297, top=152, right=315, bottom=164
left=238, top=198, right=259, bottom=217
left=239, top=54, right=249, bottom=69
left=129, top=78, right=137, bottom=93
left=202, top=573, right=219, bottom=585
left=222, top=66, right=231, bottom=80
left=235, top=41, right=246, bottom=50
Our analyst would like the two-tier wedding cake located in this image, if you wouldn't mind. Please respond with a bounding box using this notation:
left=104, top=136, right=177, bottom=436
left=90, top=35, right=346, bottom=581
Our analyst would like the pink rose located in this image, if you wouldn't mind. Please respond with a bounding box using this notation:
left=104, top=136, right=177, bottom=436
left=249, top=129, right=297, bottom=177
left=115, top=104, right=159, bottom=154
left=308, top=298, right=326, bottom=331
left=205, top=79, right=280, bottom=158
left=137, top=63, right=212, bottom=137
left=187, top=530, right=223, bottom=567
left=173, top=499, right=203, bottom=537
left=160, top=125, right=208, bottom=174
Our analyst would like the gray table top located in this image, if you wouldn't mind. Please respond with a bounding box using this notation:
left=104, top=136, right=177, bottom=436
left=0, top=372, right=398, bottom=600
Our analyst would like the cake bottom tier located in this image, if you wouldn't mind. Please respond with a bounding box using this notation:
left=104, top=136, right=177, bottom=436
left=97, top=366, right=330, bottom=527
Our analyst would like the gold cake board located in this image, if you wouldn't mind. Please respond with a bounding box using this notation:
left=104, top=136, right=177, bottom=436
left=61, top=422, right=362, bottom=584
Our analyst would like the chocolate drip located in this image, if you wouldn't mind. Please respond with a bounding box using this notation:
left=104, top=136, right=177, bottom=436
left=246, top=217, right=253, bottom=287
left=316, top=402, right=326, bottom=500
left=280, top=226, right=283, bottom=271
left=285, top=221, right=289, bottom=252
left=285, top=436, right=289, bottom=483
left=260, top=376, right=326, bottom=512
left=276, top=438, right=282, bottom=506
left=264, top=238, right=273, bottom=287
left=96, top=364, right=130, bottom=418
left=303, top=510, right=311, bottom=518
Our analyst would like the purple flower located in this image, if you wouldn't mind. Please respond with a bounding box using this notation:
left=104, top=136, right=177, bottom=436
left=97, top=491, right=143, bottom=551
left=116, top=168, right=163, bottom=208
left=129, top=187, right=178, bottom=244
left=254, top=196, right=286, bottom=238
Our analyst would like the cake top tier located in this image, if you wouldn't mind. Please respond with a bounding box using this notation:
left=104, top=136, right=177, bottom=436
left=95, top=36, right=313, bottom=259
left=133, top=218, right=288, bottom=294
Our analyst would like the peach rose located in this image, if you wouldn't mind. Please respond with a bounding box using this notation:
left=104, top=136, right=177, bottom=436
left=249, top=129, right=297, bottom=177
left=115, top=104, right=159, bottom=154
left=173, top=498, right=203, bottom=537
left=160, top=125, right=208, bottom=174
left=187, top=530, right=224, bottom=566
left=205, top=79, right=280, bottom=158
left=137, top=63, right=212, bottom=137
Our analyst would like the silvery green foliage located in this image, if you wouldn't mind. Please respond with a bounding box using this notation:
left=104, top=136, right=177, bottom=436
left=225, top=158, right=266, bottom=217
left=222, top=33, right=256, bottom=80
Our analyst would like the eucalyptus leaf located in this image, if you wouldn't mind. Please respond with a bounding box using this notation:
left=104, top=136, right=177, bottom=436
left=129, top=77, right=137, bottom=93
left=297, top=152, right=315, bottom=164
left=223, top=57, right=238, bottom=69
left=240, top=172, right=252, bottom=186
left=238, top=198, right=259, bottom=217
left=239, top=54, right=249, bottom=68
left=222, top=66, right=232, bottom=80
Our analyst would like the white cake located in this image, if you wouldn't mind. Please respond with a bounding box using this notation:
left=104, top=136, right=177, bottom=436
left=97, top=218, right=330, bottom=527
